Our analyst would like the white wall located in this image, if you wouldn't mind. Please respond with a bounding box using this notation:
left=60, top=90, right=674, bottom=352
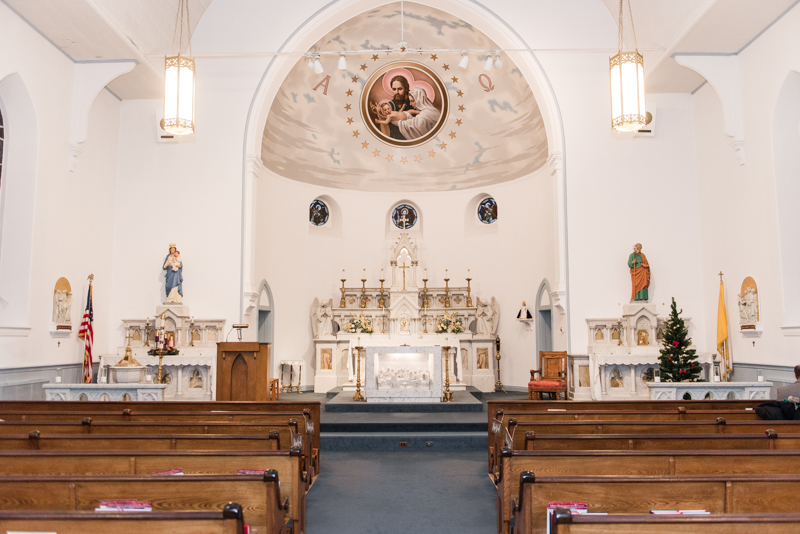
left=0, top=2, right=121, bottom=369
left=254, top=167, right=558, bottom=388
left=693, top=4, right=800, bottom=368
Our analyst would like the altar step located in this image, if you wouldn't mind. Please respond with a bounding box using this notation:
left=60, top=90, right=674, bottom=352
left=324, top=389, right=483, bottom=413
left=319, top=431, right=485, bottom=451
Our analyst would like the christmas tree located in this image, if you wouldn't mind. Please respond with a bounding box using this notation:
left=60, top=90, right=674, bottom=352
left=658, top=298, right=701, bottom=382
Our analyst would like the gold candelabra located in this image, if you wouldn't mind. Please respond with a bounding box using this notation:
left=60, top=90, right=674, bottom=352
left=340, top=279, right=347, bottom=308
left=442, top=346, right=454, bottom=402
left=422, top=278, right=430, bottom=308
left=353, top=346, right=365, bottom=401
left=444, top=278, right=451, bottom=308
left=360, top=279, right=367, bottom=308
left=155, top=349, right=168, bottom=383
left=466, top=278, right=473, bottom=308
left=378, top=279, right=386, bottom=308
left=494, top=335, right=506, bottom=393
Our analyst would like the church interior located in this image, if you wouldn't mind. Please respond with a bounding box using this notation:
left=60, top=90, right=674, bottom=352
left=1, top=0, right=800, bottom=532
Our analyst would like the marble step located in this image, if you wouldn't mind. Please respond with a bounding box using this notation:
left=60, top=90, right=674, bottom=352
left=319, top=431, right=485, bottom=451
left=321, top=421, right=486, bottom=433
left=324, top=390, right=483, bottom=413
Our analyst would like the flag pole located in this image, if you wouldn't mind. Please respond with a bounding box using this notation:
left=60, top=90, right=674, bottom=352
left=82, top=274, right=94, bottom=383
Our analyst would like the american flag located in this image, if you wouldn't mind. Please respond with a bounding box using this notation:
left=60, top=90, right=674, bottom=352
left=78, top=282, right=94, bottom=383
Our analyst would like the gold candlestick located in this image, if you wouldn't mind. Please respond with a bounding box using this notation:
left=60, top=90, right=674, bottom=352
left=360, top=279, right=367, bottom=308
left=188, top=318, right=195, bottom=347
left=422, top=279, right=430, bottom=308
left=466, top=278, right=473, bottom=308
left=422, top=312, right=428, bottom=333
left=353, top=346, right=365, bottom=401
left=444, top=278, right=451, bottom=308
left=340, top=279, right=347, bottom=308
left=144, top=318, right=150, bottom=347
left=442, top=346, right=454, bottom=402
left=155, top=348, right=167, bottom=383
left=378, top=279, right=386, bottom=308
left=494, top=335, right=506, bottom=393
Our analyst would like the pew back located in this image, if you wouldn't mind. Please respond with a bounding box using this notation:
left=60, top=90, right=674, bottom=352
left=1, top=432, right=281, bottom=451
left=548, top=512, right=800, bottom=534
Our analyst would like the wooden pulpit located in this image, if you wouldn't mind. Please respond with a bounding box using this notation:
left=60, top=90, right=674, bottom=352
left=216, top=342, right=271, bottom=401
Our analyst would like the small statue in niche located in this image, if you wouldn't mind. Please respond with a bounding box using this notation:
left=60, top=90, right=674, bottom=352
left=628, top=243, right=651, bottom=302
left=163, top=243, right=183, bottom=304
left=737, top=278, right=760, bottom=325
left=595, top=328, right=604, bottom=340
left=189, top=369, right=203, bottom=388
left=52, top=277, right=73, bottom=325
left=517, top=301, right=533, bottom=319
left=610, top=368, right=624, bottom=388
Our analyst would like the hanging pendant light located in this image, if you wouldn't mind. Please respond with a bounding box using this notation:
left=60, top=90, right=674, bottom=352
left=610, top=0, right=645, bottom=132
left=458, top=52, right=469, bottom=70
left=337, top=54, right=347, bottom=71
left=162, top=0, right=195, bottom=136
left=483, top=55, right=494, bottom=72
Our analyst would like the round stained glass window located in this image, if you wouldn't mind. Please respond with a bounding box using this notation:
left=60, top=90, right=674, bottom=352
left=478, top=198, right=497, bottom=224
left=309, top=199, right=329, bottom=226
left=392, top=204, right=418, bottom=229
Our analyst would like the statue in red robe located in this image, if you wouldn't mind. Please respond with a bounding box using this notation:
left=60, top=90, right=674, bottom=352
left=628, top=243, right=650, bottom=302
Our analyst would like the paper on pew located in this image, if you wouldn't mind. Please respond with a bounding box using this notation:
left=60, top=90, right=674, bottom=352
left=96, top=499, right=152, bottom=512
left=651, top=510, right=710, bottom=514
left=152, top=468, right=184, bottom=475
left=547, top=502, right=587, bottom=534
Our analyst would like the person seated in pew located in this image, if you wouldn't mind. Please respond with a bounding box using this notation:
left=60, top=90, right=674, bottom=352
left=777, top=365, right=800, bottom=400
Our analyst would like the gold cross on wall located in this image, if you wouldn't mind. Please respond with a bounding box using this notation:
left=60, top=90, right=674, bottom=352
left=399, top=262, right=410, bottom=291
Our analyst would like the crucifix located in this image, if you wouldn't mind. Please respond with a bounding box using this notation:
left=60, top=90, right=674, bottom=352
left=398, top=213, right=410, bottom=229
left=399, top=262, right=410, bottom=291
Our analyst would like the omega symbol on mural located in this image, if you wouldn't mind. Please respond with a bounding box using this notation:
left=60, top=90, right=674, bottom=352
left=360, top=61, right=449, bottom=147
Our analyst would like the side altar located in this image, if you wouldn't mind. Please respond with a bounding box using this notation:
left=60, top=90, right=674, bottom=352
left=99, top=304, right=225, bottom=400
left=311, top=233, right=500, bottom=394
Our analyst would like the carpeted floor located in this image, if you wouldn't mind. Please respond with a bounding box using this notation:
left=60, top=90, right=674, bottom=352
left=306, top=450, right=497, bottom=534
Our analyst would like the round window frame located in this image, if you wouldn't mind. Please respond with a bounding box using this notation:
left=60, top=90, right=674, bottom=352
left=477, top=197, right=498, bottom=224
left=309, top=199, right=330, bottom=226
left=391, top=204, right=418, bottom=230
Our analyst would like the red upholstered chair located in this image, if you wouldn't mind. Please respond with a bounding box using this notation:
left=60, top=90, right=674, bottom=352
left=528, top=351, right=568, bottom=400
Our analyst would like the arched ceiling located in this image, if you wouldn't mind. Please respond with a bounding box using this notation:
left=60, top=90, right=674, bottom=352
left=260, top=2, right=548, bottom=192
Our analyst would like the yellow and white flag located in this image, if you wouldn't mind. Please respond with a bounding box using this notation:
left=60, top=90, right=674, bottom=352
left=716, top=279, right=731, bottom=380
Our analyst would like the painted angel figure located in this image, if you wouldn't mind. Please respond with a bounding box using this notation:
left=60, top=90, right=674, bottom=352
left=310, top=298, right=334, bottom=338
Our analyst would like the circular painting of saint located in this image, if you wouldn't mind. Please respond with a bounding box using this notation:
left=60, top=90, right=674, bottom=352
left=361, top=61, right=449, bottom=147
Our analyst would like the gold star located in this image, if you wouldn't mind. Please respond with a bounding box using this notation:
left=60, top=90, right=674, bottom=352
left=371, top=54, right=379, bottom=61
left=361, top=141, right=369, bottom=149
left=351, top=75, right=359, bottom=83
left=442, top=64, right=450, bottom=71
left=458, top=104, right=466, bottom=112
left=440, top=142, right=447, bottom=150
left=352, top=130, right=360, bottom=138
left=386, top=154, right=394, bottom=162
left=428, top=150, right=436, bottom=158
left=360, top=63, right=368, bottom=71
left=344, top=103, right=352, bottom=111
left=430, top=54, right=438, bottom=61
left=449, top=131, right=457, bottom=139
left=451, top=76, right=459, bottom=83
left=415, top=155, right=423, bottom=162
left=455, top=118, right=463, bottom=126
left=346, top=117, right=354, bottom=125
left=457, top=90, right=464, bottom=97
left=373, top=149, right=381, bottom=157
left=400, top=156, right=408, bottom=164
left=346, top=89, right=353, bottom=96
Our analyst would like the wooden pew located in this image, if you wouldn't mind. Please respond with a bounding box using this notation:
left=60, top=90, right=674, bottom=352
left=0, top=449, right=303, bottom=476
left=0, top=418, right=316, bottom=481
left=0, top=431, right=280, bottom=451
left=521, top=430, right=800, bottom=451
left=498, top=449, right=800, bottom=533
left=0, top=505, right=265, bottom=534
left=511, top=472, right=800, bottom=534
left=0, top=469, right=303, bottom=534
left=547, top=511, right=800, bottom=534
left=0, top=400, right=321, bottom=448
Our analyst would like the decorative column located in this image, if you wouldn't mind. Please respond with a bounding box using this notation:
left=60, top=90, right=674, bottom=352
left=547, top=152, right=567, bottom=314
left=242, top=154, right=264, bottom=321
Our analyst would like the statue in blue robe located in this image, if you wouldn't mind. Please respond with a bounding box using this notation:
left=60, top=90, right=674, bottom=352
left=163, top=245, right=183, bottom=303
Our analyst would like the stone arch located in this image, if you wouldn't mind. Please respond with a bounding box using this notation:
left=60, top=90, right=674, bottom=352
left=772, top=71, right=800, bottom=325
left=0, top=73, right=38, bottom=334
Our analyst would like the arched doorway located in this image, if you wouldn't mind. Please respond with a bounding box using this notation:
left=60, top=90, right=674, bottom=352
left=536, top=279, right=554, bottom=355
left=257, top=280, right=274, bottom=345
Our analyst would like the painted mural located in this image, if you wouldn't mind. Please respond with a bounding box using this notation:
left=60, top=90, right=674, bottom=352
left=260, top=2, right=549, bottom=192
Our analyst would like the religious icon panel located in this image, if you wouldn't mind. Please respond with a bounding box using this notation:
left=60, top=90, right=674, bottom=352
left=309, top=199, right=330, bottom=226
left=392, top=204, right=418, bottom=229
left=478, top=197, right=498, bottom=224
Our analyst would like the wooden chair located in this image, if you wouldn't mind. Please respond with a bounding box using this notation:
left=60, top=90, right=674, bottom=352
left=528, top=351, right=568, bottom=400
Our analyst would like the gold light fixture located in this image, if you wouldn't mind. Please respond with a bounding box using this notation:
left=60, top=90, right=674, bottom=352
left=163, top=0, right=195, bottom=136
left=610, top=0, right=645, bottom=132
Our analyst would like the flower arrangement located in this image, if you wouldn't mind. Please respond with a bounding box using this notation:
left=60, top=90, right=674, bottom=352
left=343, top=313, right=374, bottom=334
left=435, top=311, right=464, bottom=334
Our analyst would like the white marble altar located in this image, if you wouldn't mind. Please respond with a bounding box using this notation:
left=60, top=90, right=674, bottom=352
left=572, top=303, right=714, bottom=400
left=365, top=345, right=443, bottom=402
left=44, top=383, right=167, bottom=401
left=648, top=381, right=772, bottom=400
left=312, top=233, right=498, bottom=393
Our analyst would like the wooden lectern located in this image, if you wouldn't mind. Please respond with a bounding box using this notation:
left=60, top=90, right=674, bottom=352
left=216, top=342, right=271, bottom=401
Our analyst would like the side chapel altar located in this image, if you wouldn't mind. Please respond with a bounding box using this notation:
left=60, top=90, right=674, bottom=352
left=311, top=233, right=500, bottom=395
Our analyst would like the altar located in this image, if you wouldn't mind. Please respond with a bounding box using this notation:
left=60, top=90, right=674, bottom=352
left=311, top=233, right=500, bottom=394
left=99, top=304, right=225, bottom=400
